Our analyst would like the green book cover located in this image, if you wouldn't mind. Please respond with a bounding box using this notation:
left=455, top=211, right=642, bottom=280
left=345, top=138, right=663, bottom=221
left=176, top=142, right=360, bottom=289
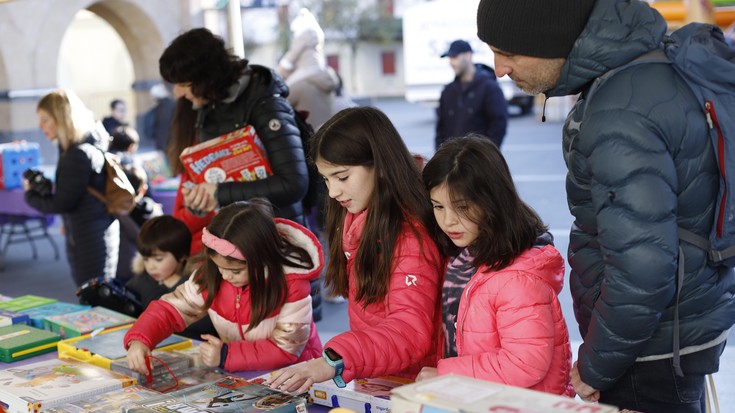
left=45, top=307, right=136, bottom=339
left=0, top=324, right=61, bottom=362
left=0, top=295, right=57, bottom=312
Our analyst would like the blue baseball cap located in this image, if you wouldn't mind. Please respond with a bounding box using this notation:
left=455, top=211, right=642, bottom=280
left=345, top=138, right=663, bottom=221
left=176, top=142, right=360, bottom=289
left=441, top=40, right=473, bottom=58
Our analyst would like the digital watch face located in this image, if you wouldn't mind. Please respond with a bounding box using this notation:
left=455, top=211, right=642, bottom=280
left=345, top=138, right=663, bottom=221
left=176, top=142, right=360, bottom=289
left=324, top=348, right=342, bottom=362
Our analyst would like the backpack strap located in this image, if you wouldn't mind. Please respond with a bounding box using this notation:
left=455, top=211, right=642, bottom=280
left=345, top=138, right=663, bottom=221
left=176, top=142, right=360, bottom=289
left=585, top=49, right=669, bottom=103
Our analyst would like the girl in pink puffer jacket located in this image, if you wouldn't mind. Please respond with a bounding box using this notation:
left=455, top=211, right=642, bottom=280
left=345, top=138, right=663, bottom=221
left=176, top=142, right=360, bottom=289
left=418, top=135, right=573, bottom=396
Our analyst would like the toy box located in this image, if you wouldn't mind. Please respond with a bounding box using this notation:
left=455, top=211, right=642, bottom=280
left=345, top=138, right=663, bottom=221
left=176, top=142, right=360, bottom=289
left=390, top=374, right=619, bottom=413
left=0, top=294, right=57, bottom=312
left=57, top=324, right=192, bottom=369
left=0, top=324, right=61, bottom=362
left=45, top=306, right=136, bottom=339
left=0, top=140, right=41, bottom=189
left=180, top=125, right=272, bottom=184
left=19, top=301, right=91, bottom=329
left=0, top=308, right=31, bottom=327
left=309, top=375, right=413, bottom=413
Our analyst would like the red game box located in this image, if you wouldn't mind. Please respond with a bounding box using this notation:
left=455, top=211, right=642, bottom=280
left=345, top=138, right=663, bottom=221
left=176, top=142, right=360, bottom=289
left=180, top=125, right=272, bottom=184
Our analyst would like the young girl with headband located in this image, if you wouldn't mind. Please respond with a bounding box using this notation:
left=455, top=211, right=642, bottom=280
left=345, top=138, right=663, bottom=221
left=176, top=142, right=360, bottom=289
left=124, top=199, right=324, bottom=374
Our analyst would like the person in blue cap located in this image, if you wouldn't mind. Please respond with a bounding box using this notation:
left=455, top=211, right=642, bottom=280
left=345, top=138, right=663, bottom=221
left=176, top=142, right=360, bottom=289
left=435, top=39, right=508, bottom=150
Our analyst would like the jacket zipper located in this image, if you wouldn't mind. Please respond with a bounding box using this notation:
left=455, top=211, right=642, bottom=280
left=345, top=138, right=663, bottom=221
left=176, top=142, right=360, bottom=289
left=705, top=100, right=727, bottom=237
left=456, top=276, right=482, bottom=354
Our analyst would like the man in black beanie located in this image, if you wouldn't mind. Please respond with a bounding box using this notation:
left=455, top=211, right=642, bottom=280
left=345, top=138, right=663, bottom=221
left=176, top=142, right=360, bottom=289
left=476, top=0, right=734, bottom=412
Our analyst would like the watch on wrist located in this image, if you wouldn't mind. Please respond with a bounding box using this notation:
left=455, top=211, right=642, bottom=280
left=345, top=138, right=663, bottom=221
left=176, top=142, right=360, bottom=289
left=323, top=347, right=346, bottom=388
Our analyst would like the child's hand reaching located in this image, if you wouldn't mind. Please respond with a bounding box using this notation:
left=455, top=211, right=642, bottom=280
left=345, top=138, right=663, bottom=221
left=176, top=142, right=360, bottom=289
left=127, top=340, right=152, bottom=376
left=200, top=334, right=223, bottom=367
left=267, top=357, right=336, bottom=394
left=415, top=366, right=438, bottom=382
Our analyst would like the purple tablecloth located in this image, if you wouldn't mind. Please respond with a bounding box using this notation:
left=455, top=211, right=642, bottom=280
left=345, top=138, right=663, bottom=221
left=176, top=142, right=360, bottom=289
left=0, top=188, right=47, bottom=217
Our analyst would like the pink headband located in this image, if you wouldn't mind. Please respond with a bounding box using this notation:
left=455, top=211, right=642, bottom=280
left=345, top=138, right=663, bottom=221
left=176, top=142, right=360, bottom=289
left=201, top=227, right=245, bottom=261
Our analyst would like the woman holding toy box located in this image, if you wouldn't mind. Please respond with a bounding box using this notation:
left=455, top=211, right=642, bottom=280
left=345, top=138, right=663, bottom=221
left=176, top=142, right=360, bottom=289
left=161, top=28, right=310, bottom=256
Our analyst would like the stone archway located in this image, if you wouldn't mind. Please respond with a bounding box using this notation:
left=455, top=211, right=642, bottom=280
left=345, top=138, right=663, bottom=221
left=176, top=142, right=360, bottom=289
left=86, top=0, right=169, bottom=115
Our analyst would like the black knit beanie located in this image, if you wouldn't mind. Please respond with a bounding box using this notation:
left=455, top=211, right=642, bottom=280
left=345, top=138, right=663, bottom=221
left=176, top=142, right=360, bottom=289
left=477, top=0, right=596, bottom=58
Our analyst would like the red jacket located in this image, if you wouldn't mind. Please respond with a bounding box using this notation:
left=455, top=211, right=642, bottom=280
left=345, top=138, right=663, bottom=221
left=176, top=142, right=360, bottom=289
left=325, top=211, right=444, bottom=383
left=124, top=219, right=324, bottom=371
left=172, top=173, right=214, bottom=255
left=437, top=245, right=573, bottom=396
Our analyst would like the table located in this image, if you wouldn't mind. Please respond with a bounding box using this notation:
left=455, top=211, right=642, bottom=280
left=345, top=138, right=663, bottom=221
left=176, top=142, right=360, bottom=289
left=4, top=350, right=330, bottom=412
left=0, top=188, right=59, bottom=271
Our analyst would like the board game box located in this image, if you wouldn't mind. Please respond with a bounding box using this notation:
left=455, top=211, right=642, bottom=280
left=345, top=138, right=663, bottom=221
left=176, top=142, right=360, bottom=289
left=0, top=324, right=61, bottom=362
left=44, top=385, right=161, bottom=413
left=180, top=125, right=272, bottom=184
left=0, top=295, right=57, bottom=313
left=308, top=375, right=413, bottom=413
left=123, top=375, right=307, bottom=413
left=19, top=302, right=91, bottom=329
left=44, top=306, right=136, bottom=339
left=0, top=309, right=31, bottom=327
left=57, top=325, right=192, bottom=369
left=0, top=358, right=135, bottom=413
left=390, top=374, right=619, bottom=413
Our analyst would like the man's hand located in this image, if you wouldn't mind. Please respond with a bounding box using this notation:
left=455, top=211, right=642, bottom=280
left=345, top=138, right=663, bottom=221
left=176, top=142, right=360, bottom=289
left=267, top=357, right=336, bottom=394
left=183, top=182, right=218, bottom=212
left=572, top=361, right=600, bottom=402
left=126, top=340, right=152, bottom=376
left=415, top=367, right=438, bottom=382
left=199, top=334, right=223, bottom=367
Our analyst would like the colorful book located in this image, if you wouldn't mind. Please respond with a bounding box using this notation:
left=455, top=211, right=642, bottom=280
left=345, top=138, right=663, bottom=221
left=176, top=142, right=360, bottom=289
left=19, top=302, right=91, bottom=329
left=44, top=307, right=136, bottom=339
left=308, top=375, right=413, bottom=413
left=0, top=295, right=57, bottom=312
left=57, top=325, right=192, bottom=369
left=0, top=324, right=60, bottom=362
left=0, top=358, right=135, bottom=413
left=0, top=309, right=31, bottom=327
left=44, top=385, right=161, bottom=413
left=123, top=375, right=307, bottom=413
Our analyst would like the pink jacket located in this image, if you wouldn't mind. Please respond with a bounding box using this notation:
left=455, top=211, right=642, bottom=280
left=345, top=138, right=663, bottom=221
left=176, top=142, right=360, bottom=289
left=124, top=219, right=324, bottom=372
left=325, top=211, right=444, bottom=383
left=437, top=245, right=573, bottom=396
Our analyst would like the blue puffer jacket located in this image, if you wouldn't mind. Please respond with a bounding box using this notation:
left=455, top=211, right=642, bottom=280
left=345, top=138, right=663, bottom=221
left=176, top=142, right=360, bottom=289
left=547, top=0, right=735, bottom=391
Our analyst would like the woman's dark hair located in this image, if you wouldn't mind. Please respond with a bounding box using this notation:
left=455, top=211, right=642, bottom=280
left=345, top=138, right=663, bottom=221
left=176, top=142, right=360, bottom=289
left=309, top=107, right=440, bottom=306
left=423, top=135, right=548, bottom=270
left=167, top=98, right=196, bottom=174
left=159, top=28, right=248, bottom=102
left=136, top=215, right=192, bottom=262
left=160, top=28, right=248, bottom=174
left=196, top=199, right=313, bottom=330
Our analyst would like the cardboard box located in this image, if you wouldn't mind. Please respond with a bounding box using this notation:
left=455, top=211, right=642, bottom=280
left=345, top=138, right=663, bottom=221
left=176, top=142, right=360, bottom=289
left=390, top=374, right=619, bottom=413
left=180, top=125, right=272, bottom=184
left=0, top=140, right=40, bottom=189
left=309, top=376, right=414, bottom=413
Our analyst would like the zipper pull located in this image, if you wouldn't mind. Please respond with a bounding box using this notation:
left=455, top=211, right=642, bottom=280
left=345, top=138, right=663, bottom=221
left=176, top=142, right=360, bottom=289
left=705, top=101, right=714, bottom=129
left=236, top=293, right=241, bottom=309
